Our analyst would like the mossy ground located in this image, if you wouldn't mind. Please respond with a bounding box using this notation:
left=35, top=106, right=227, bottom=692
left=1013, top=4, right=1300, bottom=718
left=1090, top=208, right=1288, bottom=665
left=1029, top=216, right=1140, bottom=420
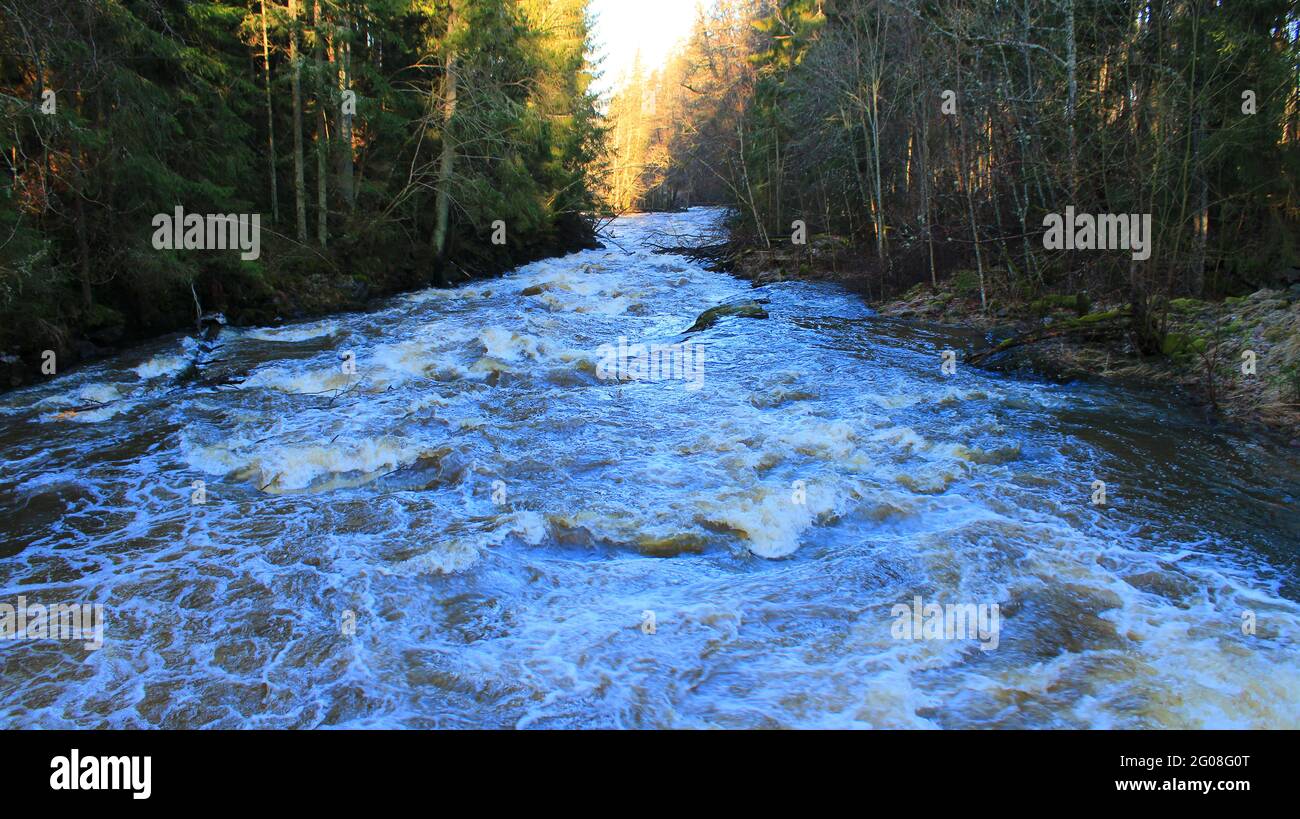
left=875, top=280, right=1300, bottom=441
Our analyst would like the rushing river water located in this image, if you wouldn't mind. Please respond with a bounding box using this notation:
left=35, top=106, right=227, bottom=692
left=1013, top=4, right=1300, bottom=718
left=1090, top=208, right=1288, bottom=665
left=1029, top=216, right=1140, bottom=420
left=1, top=208, right=1298, bottom=729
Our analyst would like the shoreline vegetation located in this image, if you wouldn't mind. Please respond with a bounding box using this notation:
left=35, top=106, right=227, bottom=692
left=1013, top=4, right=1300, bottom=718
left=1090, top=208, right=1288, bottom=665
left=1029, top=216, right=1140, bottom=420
left=1, top=0, right=604, bottom=392
left=604, top=0, right=1300, bottom=443
left=888, top=280, right=1300, bottom=444
left=0, top=219, right=601, bottom=393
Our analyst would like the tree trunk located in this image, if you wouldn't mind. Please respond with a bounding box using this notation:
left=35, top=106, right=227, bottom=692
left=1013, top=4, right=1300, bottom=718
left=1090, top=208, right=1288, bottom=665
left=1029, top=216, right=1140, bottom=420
left=74, top=163, right=92, bottom=310
left=314, top=0, right=328, bottom=247
left=431, top=0, right=461, bottom=263
left=1192, top=113, right=1208, bottom=295
left=73, top=84, right=92, bottom=310
left=1066, top=0, right=1078, bottom=200
left=289, top=0, right=308, bottom=242
left=920, top=108, right=935, bottom=287
left=954, top=44, right=986, bottom=311
left=1190, top=0, right=1209, bottom=295
left=261, top=0, right=278, bottom=224
left=336, top=13, right=355, bottom=211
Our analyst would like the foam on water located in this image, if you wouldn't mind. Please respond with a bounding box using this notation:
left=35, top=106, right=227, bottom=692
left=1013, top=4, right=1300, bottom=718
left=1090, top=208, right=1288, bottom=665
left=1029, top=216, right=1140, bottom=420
left=244, top=320, right=339, bottom=343
left=0, top=208, right=1297, bottom=728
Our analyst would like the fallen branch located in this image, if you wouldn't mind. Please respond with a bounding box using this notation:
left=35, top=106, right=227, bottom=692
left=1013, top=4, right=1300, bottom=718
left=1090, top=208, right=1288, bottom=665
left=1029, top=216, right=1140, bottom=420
left=967, top=314, right=1131, bottom=366
left=649, top=240, right=743, bottom=271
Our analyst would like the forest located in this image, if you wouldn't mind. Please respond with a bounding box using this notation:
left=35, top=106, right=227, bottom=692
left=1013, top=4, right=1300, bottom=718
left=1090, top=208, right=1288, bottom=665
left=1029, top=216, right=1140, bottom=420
left=1, top=0, right=602, bottom=380
left=4, top=0, right=1299, bottom=403
left=606, top=0, right=1300, bottom=361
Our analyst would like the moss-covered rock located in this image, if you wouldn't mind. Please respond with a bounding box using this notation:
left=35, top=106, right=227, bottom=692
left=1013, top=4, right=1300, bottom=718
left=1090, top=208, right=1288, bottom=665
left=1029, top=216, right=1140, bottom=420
left=685, top=300, right=770, bottom=333
left=1069, top=309, right=1125, bottom=326
left=1170, top=297, right=1205, bottom=313
left=1030, top=293, right=1089, bottom=316
left=1264, top=324, right=1291, bottom=343
left=637, top=533, right=708, bottom=556
left=1161, top=332, right=1192, bottom=357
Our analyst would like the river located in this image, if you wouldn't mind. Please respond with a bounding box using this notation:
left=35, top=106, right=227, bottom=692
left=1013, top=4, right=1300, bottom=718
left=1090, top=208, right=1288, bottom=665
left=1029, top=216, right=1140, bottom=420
left=1, top=208, right=1298, bottom=728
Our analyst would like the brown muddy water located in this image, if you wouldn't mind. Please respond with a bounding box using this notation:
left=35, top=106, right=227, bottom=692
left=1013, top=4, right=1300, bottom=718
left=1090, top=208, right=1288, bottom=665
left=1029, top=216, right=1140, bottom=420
left=1, top=208, right=1297, bottom=728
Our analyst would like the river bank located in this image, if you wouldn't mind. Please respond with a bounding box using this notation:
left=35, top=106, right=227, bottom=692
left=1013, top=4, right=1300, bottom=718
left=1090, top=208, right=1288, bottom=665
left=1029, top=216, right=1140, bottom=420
left=0, top=217, right=601, bottom=394
left=721, top=240, right=1300, bottom=445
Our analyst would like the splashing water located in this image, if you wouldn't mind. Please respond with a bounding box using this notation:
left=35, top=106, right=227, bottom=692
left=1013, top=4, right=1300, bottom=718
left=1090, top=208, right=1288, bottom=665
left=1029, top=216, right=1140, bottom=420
left=1, top=209, right=1298, bottom=728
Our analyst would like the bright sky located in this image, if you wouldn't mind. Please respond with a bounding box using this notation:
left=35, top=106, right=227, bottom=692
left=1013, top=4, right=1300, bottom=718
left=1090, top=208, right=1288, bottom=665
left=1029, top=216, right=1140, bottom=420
left=587, top=0, right=716, bottom=98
